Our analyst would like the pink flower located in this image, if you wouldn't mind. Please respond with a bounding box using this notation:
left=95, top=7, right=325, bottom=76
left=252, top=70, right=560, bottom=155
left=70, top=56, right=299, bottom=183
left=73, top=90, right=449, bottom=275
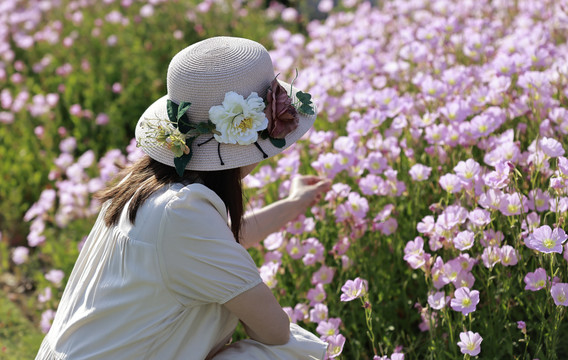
left=263, top=232, right=285, bottom=251
left=483, top=161, right=510, bottom=189
left=345, top=192, right=369, bottom=219
left=40, top=309, right=56, bottom=334
left=307, top=283, right=327, bottom=306
left=524, top=268, right=548, bottom=291
left=45, top=269, right=65, bottom=287
left=468, top=208, right=491, bottom=227
left=302, top=237, right=325, bottom=266
left=481, top=246, right=501, bottom=268
left=38, top=287, right=52, bottom=303
left=551, top=283, right=568, bottom=306
left=527, top=225, right=567, bottom=254
left=540, top=137, right=565, bottom=157
left=340, top=277, right=368, bottom=301
left=528, top=189, right=550, bottom=212
left=312, top=265, right=335, bottom=285
left=409, top=164, right=432, bottom=181
left=309, top=303, right=328, bottom=323
left=316, top=318, right=342, bottom=338
left=500, top=245, right=518, bottom=266
left=12, top=246, right=29, bottom=265
left=453, top=230, right=475, bottom=251
left=450, top=287, right=480, bottom=315
left=286, top=237, right=305, bottom=259
left=457, top=331, right=483, bottom=356
left=286, top=214, right=315, bottom=235
left=454, top=159, right=481, bottom=183
left=499, top=192, right=528, bottom=216
left=325, top=333, right=345, bottom=358
left=439, top=173, right=463, bottom=193
left=428, top=291, right=449, bottom=310
left=417, top=215, right=435, bottom=235
left=359, top=174, right=384, bottom=196
left=293, top=303, right=309, bottom=322
left=259, top=262, right=278, bottom=288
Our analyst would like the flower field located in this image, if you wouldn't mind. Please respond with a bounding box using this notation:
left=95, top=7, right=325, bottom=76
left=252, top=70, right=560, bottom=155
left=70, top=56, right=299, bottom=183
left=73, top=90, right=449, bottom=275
left=2, top=0, right=568, bottom=359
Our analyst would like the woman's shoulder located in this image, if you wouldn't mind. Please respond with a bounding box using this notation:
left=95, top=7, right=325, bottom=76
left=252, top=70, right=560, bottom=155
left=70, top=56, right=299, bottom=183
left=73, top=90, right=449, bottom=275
left=165, top=182, right=228, bottom=223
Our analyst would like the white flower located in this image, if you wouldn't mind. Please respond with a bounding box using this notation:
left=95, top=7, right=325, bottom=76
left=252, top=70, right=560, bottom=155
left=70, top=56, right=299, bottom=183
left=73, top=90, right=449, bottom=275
left=138, top=118, right=189, bottom=157
left=209, top=91, right=268, bottom=145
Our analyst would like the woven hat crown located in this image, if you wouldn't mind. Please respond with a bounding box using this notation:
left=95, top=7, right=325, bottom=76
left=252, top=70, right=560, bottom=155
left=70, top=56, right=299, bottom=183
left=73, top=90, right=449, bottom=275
left=167, top=37, right=275, bottom=124
left=135, top=36, right=317, bottom=171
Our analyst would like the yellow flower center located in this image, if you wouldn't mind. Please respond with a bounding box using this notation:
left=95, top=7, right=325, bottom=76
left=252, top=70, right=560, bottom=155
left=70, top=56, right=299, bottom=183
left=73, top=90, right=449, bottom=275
left=507, top=204, right=519, bottom=213
left=462, top=298, right=472, bottom=307
left=543, top=238, right=555, bottom=249
left=236, top=116, right=253, bottom=132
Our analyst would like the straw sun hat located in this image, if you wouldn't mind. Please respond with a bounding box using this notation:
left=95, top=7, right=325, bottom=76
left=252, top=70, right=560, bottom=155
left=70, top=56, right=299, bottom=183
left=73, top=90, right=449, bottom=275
left=135, top=36, right=317, bottom=175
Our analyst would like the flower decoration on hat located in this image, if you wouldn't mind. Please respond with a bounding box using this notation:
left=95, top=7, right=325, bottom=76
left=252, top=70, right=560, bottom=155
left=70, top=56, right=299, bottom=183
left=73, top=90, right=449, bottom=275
left=209, top=92, right=268, bottom=145
left=137, top=73, right=314, bottom=176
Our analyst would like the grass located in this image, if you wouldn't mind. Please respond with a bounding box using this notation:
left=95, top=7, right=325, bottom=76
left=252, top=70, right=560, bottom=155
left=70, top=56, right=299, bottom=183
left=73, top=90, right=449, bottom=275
left=0, top=289, right=44, bottom=360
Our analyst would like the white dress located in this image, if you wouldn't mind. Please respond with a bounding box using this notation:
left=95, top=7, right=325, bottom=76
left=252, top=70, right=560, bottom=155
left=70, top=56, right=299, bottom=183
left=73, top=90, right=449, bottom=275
left=35, top=183, right=327, bottom=360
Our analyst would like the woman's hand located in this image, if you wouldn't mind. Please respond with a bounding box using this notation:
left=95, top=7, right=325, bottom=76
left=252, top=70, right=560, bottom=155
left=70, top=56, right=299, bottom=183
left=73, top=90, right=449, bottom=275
left=287, top=175, right=331, bottom=214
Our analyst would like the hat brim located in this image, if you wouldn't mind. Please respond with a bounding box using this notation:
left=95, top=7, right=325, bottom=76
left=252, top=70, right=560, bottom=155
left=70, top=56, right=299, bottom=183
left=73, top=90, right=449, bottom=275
left=135, top=80, right=316, bottom=171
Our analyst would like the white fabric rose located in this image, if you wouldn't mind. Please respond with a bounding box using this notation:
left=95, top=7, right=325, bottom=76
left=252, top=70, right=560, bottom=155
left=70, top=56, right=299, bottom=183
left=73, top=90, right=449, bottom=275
left=209, top=91, right=268, bottom=145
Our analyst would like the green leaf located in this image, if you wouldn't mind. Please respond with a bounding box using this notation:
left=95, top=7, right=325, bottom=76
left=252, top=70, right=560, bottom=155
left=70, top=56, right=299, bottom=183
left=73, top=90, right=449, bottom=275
left=174, top=153, right=192, bottom=177
left=296, top=91, right=315, bottom=115
left=167, top=99, right=178, bottom=125
left=177, top=113, right=191, bottom=133
left=196, top=122, right=213, bottom=133
left=296, top=91, right=312, bottom=104
left=173, top=137, right=196, bottom=176
left=185, top=129, right=201, bottom=137
left=269, top=137, right=286, bottom=148
left=177, top=101, right=191, bottom=121
left=259, top=129, right=269, bottom=140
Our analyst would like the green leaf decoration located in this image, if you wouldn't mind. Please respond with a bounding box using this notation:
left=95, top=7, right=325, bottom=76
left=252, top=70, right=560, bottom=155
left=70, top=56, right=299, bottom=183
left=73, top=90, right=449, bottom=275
left=196, top=122, right=213, bottom=134
left=269, top=137, right=286, bottom=148
left=259, top=129, right=269, bottom=140
left=296, top=91, right=315, bottom=115
left=296, top=90, right=311, bottom=103
left=207, top=120, right=221, bottom=135
left=185, top=129, right=202, bottom=137
left=167, top=99, right=178, bottom=125
left=173, top=137, right=195, bottom=177
left=177, top=101, right=191, bottom=121
left=299, top=103, right=315, bottom=115
left=174, top=153, right=191, bottom=177
left=177, top=113, right=191, bottom=134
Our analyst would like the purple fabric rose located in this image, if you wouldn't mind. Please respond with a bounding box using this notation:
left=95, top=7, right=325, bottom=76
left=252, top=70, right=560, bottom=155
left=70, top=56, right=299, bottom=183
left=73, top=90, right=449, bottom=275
left=265, top=79, right=299, bottom=139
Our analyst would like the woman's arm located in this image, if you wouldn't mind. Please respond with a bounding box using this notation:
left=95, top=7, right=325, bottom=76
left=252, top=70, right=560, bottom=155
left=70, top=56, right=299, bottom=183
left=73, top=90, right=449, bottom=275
left=223, top=282, right=290, bottom=345
left=239, top=175, right=331, bottom=249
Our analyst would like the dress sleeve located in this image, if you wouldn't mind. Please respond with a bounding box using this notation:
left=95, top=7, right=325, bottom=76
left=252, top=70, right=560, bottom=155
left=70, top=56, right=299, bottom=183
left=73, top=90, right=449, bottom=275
left=157, top=184, right=262, bottom=306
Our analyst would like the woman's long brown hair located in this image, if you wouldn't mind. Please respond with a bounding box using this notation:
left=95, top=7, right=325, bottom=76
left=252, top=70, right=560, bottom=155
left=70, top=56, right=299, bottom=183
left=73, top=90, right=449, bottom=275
left=95, top=156, right=244, bottom=242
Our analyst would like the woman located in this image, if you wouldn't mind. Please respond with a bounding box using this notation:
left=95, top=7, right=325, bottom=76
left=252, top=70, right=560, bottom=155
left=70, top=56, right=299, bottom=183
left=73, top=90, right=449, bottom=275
left=35, top=37, right=330, bottom=359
